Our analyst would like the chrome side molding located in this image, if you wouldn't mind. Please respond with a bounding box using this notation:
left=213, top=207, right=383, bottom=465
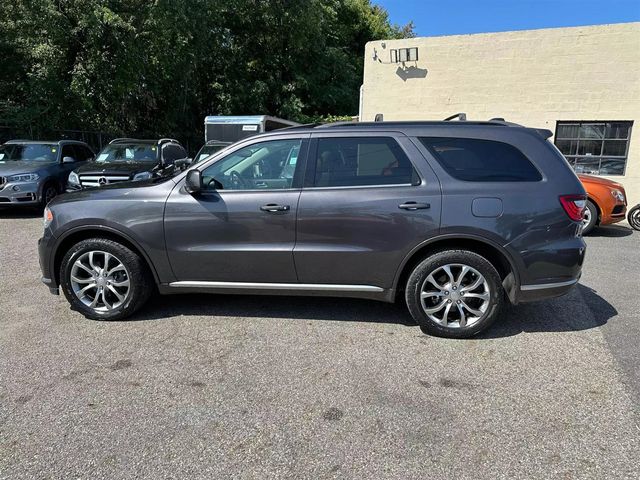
left=168, top=281, right=384, bottom=293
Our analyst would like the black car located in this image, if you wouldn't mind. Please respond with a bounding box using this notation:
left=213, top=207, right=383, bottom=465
left=66, top=138, right=189, bottom=190
left=40, top=119, right=586, bottom=338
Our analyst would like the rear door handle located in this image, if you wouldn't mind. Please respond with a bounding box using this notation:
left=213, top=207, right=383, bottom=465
left=398, top=202, right=430, bottom=210
left=260, top=204, right=290, bottom=212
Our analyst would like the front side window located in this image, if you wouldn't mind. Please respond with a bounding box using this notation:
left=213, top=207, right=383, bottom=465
left=202, top=139, right=302, bottom=190
left=195, top=144, right=229, bottom=164
left=419, top=137, right=542, bottom=182
left=554, top=121, right=632, bottom=175
left=0, top=144, right=58, bottom=162
left=95, top=144, right=158, bottom=164
left=313, top=137, right=417, bottom=187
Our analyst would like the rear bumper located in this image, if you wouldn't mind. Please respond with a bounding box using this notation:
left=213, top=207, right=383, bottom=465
left=517, top=277, right=580, bottom=303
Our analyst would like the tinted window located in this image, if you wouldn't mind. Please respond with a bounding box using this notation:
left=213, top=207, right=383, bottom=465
left=202, top=139, right=302, bottom=191
left=61, top=145, right=76, bottom=161
left=314, top=137, right=417, bottom=187
left=419, top=137, right=542, bottom=182
left=72, top=145, right=94, bottom=161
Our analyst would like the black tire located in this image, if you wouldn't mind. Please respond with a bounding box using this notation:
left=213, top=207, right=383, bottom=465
left=60, top=238, right=153, bottom=320
left=581, top=200, right=598, bottom=235
left=628, top=205, right=640, bottom=231
left=405, top=250, right=504, bottom=339
left=40, top=182, right=58, bottom=209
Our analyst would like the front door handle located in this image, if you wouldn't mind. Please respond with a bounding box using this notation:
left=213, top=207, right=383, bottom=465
left=398, top=201, right=430, bottom=210
left=260, top=204, right=290, bottom=212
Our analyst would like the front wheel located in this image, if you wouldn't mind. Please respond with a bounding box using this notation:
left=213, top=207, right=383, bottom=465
left=405, top=250, right=504, bottom=338
left=581, top=200, right=598, bottom=235
left=60, top=238, right=153, bottom=320
left=628, top=204, right=640, bottom=231
left=40, top=182, right=58, bottom=209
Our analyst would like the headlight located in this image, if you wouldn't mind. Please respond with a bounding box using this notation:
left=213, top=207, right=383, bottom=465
left=611, top=189, right=625, bottom=202
left=68, top=171, right=79, bottom=185
left=133, top=171, right=152, bottom=181
left=8, top=173, right=39, bottom=183
left=43, top=207, right=53, bottom=228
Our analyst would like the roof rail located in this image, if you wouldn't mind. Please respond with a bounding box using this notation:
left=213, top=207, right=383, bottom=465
left=109, top=137, right=142, bottom=144
left=443, top=113, right=467, bottom=121
left=280, top=123, right=323, bottom=131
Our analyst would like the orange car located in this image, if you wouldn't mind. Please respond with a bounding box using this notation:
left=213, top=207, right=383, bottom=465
left=578, top=174, right=627, bottom=234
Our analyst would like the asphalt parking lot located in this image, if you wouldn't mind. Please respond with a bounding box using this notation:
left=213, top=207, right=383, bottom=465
left=1, top=208, right=638, bottom=480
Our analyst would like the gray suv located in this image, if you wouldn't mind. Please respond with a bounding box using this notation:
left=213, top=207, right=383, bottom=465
left=0, top=140, right=94, bottom=207
left=38, top=121, right=587, bottom=338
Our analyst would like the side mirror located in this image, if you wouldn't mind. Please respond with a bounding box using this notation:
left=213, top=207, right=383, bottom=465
left=185, top=169, right=203, bottom=194
left=175, top=158, right=193, bottom=171
left=62, top=156, right=76, bottom=163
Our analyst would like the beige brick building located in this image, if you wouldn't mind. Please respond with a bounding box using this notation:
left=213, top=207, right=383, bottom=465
left=361, top=22, right=640, bottom=208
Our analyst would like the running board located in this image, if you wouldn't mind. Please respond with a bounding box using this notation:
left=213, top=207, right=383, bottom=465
left=168, top=281, right=384, bottom=293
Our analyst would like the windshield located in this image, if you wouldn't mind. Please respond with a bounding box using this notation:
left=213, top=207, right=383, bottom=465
left=95, top=144, right=158, bottom=164
left=195, top=144, right=228, bottom=164
left=0, top=144, right=58, bottom=162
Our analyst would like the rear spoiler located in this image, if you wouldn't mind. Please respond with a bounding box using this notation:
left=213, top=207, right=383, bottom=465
left=533, top=128, right=553, bottom=139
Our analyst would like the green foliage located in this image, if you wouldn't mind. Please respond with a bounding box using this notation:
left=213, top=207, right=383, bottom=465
left=0, top=0, right=413, bottom=148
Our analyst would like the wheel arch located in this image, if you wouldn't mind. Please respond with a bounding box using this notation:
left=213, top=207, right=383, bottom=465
left=52, top=226, right=160, bottom=287
left=393, top=234, right=518, bottom=302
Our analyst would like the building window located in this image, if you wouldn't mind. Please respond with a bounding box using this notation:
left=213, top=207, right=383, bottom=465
left=554, top=121, right=633, bottom=176
left=390, top=47, right=418, bottom=63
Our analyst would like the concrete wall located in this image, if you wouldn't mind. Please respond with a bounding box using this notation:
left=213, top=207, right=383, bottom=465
left=362, top=23, right=640, bottom=208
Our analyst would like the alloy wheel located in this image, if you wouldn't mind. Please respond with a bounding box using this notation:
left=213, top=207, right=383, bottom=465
left=70, top=251, right=131, bottom=312
left=419, top=263, right=491, bottom=328
left=582, top=207, right=592, bottom=229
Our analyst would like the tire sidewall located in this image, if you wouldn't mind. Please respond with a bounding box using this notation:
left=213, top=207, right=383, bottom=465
left=582, top=200, right=597, bottom=235
left=60, top=238, right=150, bottom=321
left=41, top=182, right=57, bottom=208
left=405, top=250, right=503, bottom=338
left=628, top=206, right=640, bottom=231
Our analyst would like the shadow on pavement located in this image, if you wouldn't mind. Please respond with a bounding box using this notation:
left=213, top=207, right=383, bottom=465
left=0, top=206, right=42, bottom=219
left=477, top=284, right=617, bottom=339
left=587, top=224, right=634, bottom=238
left=128, top=283, right=616, bottom=339
left=132, top=293, right=417, bottom=326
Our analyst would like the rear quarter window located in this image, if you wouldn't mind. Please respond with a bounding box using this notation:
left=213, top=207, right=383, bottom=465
left=419, top=137, right=542, bottom=182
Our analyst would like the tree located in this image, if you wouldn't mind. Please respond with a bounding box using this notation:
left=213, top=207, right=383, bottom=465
left=0, top=0, right=413, bottom=149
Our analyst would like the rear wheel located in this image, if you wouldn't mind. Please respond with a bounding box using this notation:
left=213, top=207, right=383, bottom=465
left=60, top=238, right=153, bottom=320
left=405, top=250, right=504, bottom=338
left=581, top=200, right=598, bottom=235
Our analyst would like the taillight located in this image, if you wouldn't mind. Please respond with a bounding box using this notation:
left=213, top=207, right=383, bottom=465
left=559, top=194, right=587, bottom=222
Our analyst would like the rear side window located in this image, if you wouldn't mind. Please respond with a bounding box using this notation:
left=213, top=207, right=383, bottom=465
left=419, top=137, right=542, bottom=182
left=314, top=137, right=418, bottom=187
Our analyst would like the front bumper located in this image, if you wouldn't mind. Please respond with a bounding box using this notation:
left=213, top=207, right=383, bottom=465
left=0, top=180, right=41, bottom=205
left=38, top=233, right=59, bottom=295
